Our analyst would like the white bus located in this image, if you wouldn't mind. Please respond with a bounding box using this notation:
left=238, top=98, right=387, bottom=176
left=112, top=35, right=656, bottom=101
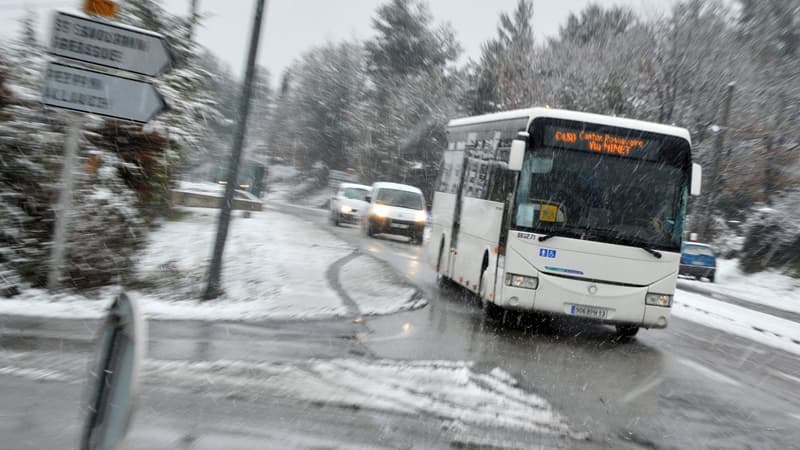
left=425, top=107, right=702, bottom=336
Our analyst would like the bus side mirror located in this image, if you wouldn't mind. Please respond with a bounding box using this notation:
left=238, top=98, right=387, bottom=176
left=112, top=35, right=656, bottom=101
left=508, top=132, right=528, bottom=172
left=364, top=195, right=372, bottom=203
left=691, top=163, right=702, bottom=196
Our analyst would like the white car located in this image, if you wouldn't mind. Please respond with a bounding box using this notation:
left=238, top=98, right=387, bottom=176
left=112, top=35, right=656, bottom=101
left=363, top=182, right=427, bottom=245
left=329, top=183, right=371, bottom=226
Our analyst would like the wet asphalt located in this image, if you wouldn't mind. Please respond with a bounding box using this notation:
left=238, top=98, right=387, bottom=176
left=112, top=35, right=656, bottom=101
left=1, top=203, right=799, bottom=449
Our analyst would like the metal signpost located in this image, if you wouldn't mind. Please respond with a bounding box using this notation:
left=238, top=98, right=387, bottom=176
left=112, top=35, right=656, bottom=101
left=44, top=4, right=172, bottom=292
left=204, top=0, right=268, bottom=299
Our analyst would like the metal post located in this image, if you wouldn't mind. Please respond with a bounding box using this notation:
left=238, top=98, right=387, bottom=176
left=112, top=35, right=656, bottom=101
left=204, top=0, right=268, bottom=299
left=700, top=82, right=734, bottom=240
left=48, top=114, right=82, bottom=292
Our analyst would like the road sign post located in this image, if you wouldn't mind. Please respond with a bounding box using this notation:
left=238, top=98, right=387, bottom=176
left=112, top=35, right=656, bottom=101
left=47, top=114, right=82, bottom=292
left=43, top=7, right=172, bottom=292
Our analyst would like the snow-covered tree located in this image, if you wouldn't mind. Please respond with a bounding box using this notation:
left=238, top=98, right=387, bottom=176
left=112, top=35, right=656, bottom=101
left=120, top=0, right=223, bottom=187
left=739, top=190, right=800, bottom=274
left=466, top=0, right=536, bottom=113
left=362, top=0, right=460, bottom=194
left=0, top=22, right=148, bottom=289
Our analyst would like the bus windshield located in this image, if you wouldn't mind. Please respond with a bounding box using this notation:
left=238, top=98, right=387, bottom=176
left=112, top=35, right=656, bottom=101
left=513, top=121, right=690, bottom=252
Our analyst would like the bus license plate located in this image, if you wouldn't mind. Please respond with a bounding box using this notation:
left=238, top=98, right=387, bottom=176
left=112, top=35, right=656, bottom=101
left=569, top=304, right=609, bottom=320
left=391, top=223, right=409, bottom=229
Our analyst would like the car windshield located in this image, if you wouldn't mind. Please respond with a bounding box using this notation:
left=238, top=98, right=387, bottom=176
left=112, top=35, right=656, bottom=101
left=342, top=187, right=369, bottom=201
left=375, top=188, right=424, bottom=210
left=683, top=245, right=715, bottom=257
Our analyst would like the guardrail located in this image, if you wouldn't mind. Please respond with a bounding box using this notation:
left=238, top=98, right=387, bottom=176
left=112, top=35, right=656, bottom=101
left=170, top=189, right=263, bottom=211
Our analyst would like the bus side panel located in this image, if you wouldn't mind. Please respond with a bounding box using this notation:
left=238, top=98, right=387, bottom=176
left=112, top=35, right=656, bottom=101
left=451, top=197, right=504, bottom=295
left=427, top=191, right=456, bottom=275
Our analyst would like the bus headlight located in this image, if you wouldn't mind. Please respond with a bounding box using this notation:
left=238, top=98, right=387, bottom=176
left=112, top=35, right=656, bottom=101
left=340, top=205, right=353, bottom=213
left=645, top=293, right=672, bottom=307
left=414, top=211, right=427, bottom=223
left=504, top=273, right=539, bottom=290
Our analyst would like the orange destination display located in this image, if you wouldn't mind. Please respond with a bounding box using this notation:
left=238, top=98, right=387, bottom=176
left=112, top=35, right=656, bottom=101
left=543, top=125, right=663, bottom=160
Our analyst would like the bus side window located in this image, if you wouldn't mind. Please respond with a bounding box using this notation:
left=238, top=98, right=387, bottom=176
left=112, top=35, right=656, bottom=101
left=464, top=158, right=490, bottom=199
left=437, top=150, right=463, bottom=194
left=487, top=166, right=515, bottom=202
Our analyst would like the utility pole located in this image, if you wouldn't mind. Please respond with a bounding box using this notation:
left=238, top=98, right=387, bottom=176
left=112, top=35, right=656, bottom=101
left=763, top=96, right=786, bottom=205
left=700, top=82, right=735, bottom=240
left=204, top=0, right=268, bottom=299
left=188, top=0, right=200, bottom=41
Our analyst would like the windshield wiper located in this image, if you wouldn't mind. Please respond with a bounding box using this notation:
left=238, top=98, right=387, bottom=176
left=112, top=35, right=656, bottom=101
left=538, top=234, right=555, bottom=242
left=639, top=246, right=662, bottom=259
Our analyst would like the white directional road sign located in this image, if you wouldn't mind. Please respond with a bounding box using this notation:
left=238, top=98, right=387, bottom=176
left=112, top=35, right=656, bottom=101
left=43, top=62, right=166, bottom=123
left=50, top=10, right=172, bottom=77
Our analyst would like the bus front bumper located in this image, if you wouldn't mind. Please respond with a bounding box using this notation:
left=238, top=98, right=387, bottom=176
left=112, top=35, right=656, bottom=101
left=499, top=272, right=671, bottom=329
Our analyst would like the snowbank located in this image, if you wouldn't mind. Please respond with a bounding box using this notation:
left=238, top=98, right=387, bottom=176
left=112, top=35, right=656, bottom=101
left=145, top=358, right=583, bottom=438
left=0, top=207, right=424, bottom=322
left=340, top=255, right=427, bottom=315
left=679, top=259, right=800, bottom=314
left=673, top=289, right=800, bottom=356
left=131, top=207, right=350, bottom=320
left=177, top=180, right=224, bottom=195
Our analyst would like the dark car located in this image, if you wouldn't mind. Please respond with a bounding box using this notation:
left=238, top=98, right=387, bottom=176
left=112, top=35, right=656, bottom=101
left=679, top=242, right=717, bottom=282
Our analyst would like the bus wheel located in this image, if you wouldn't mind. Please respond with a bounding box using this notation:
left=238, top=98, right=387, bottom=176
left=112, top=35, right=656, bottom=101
left=436, top=244, right=447, bottom=288
left=615, top=325, right=639, bottom=338
left=482, top=296, right=502, bottom=320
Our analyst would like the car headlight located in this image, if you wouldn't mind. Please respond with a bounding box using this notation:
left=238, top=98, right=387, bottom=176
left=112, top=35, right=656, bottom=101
left=372, top=205, right=389, bottom=218
left=504, top=273, right=539, bottom=290
left=340, top=205, right=353, bottom=213
left=645, top=293, right=672, bottom=307
left=414, top=211, right=427, bottom=223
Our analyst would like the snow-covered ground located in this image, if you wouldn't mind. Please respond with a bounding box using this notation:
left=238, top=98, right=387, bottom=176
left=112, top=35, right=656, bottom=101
left=340, top=255, right=427, bottom=315
left=0, top=207, right=420, bottom=321
left=264, top=163, right=332, bottom=208
left=176, top=180, right=224, bottom=195
left=679, top=259, right=800, bottom=314
left=146, top=358, right=583, bottom=438
left=673, top=289, right=800, bottom=356
left=0, top=349, right=585, bottom=440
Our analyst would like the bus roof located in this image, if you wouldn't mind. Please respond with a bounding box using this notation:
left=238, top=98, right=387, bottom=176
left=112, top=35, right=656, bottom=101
left=447, top=107, right=691, bottom=144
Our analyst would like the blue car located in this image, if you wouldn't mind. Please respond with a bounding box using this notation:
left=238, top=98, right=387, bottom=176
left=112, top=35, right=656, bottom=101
left=679, top=242, right=717, bottom=282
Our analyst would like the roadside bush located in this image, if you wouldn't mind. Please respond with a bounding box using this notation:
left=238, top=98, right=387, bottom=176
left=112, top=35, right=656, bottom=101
left=738, top=190, right=800, bottom=275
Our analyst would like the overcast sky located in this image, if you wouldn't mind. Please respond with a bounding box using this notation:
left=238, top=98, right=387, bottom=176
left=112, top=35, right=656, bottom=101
left=2, top=0, right=667, bottom=81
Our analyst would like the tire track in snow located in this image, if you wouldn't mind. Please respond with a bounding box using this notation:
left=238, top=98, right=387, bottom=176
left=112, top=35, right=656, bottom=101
left=326, top=250, right=363, bottom=317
